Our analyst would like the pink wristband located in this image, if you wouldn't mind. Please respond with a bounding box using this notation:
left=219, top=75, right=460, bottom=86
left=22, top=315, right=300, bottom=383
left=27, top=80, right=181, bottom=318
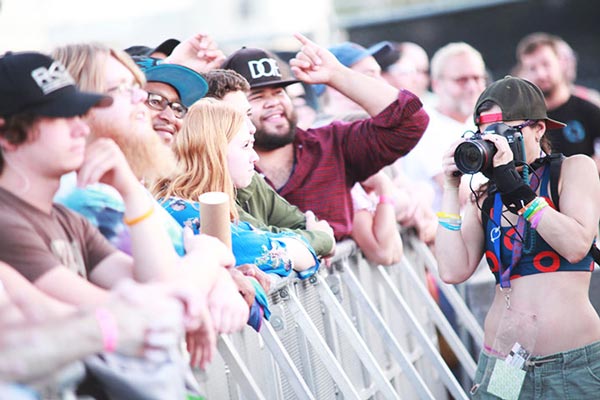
left=529, top=206, right=548, bottom=229
left=378, top=195, right=395, bottom=206
left=95, top=308, right=118, bottom=353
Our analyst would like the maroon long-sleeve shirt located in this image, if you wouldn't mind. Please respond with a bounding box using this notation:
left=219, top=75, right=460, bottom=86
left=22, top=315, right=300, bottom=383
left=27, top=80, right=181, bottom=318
left=260, top=89, right=429, bottom=240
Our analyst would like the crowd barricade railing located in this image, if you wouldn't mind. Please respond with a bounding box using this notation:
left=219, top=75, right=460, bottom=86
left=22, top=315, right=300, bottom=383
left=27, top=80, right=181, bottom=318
left=197, top=230, right=483, bottom=399
left=406, top=235, right=485, bottom=350
left=332, top=238, right=468, bottom=400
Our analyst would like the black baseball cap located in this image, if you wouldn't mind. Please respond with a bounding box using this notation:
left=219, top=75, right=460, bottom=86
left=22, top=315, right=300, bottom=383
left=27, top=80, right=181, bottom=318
left=221, top=47, right=298, bottom=89
left=474, top=75, right=565, bottom=129
left=0, top=51, right=112, bottom=118
left=152, top=39, right=180, bottom=58
left=124, top=39, right=180, bottom=59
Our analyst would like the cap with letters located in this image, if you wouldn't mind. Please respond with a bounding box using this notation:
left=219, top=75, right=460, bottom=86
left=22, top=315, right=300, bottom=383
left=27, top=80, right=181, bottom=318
left=0, top=51, right=112, bottom=118
left=221, top=47, right=298, bottom=89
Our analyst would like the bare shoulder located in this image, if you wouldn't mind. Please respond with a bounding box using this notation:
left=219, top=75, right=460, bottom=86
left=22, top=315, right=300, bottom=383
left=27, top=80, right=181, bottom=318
left=561, top=154, right=599, bottom=183
left=559, top=154, right=600, bottom=206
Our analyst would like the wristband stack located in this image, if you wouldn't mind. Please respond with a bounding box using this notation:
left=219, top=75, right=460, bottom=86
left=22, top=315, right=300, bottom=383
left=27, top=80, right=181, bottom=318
left=436, top=211, right=462, bottom=231
left=518, top=197, right=549, bottom=229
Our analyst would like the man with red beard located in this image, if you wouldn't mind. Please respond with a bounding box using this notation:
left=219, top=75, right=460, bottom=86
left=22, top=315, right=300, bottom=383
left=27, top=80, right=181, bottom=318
left=222, top=34, right=429, bottom=240
left=517, top=32, right=600, bottom=172
left=52, top=43, right=250, bottom=338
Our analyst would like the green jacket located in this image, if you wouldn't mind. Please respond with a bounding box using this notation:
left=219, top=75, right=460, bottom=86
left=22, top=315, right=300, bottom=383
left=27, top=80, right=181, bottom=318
left=236, top=173, right=334, bottom=257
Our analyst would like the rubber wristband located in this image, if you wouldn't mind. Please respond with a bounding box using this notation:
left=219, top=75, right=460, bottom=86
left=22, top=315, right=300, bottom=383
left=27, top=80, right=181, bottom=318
left=529, top=203, right=549, bottom=229
left=123, top=205, right=155, bottom=226
left=436, top=211, right=461, bottom=220
left=95, top=308, right=118, bottom=353
left=438, top=220, right=461, bottom=231
left=378, top=195, right=395, bottom=206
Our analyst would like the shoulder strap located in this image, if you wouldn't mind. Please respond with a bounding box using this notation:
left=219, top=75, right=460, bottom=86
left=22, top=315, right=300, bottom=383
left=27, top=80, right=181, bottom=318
left=548, top=153, right=564, bottom=211
left=480, top=183, right=497, bottom=227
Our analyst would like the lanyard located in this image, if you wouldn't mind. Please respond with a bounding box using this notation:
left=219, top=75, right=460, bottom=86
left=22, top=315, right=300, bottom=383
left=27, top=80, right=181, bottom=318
left=492, top=165, right=546, bottom=290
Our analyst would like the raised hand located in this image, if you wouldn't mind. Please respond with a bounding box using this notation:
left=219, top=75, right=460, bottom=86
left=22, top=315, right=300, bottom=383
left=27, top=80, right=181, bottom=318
left=77, top=138, right=139, bottom=196
left=289, top=33, right=343, bottom=85
left=165, top=33, right=225, bottom=73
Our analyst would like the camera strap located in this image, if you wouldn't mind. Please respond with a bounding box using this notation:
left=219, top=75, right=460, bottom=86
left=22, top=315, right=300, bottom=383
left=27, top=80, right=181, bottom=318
left=493, top=192, right=525, bottom=290
left=492, top=165, right=545, bottom=290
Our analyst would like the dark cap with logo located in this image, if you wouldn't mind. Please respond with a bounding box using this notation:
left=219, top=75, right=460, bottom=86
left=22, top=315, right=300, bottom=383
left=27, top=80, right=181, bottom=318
left=474, top=75, right=565, bottom=129
left=0, top=51, right=112, bottom=118
left=221, top=47, right=299, bottom=89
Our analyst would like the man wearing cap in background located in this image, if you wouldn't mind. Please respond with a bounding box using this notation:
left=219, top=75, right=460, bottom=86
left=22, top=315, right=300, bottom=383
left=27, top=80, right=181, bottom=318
left=313, top=41, right=391, bottom=124
left=222, top=33, right=429, bottom=241
left=134, top=57, right=208, bottom=144
left=370, top=41, right=433, bottom=104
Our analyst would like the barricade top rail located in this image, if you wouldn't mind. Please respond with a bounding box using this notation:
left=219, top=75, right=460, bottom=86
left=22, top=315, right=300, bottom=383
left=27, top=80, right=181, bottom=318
left=267, top=239, right=359, bottom=294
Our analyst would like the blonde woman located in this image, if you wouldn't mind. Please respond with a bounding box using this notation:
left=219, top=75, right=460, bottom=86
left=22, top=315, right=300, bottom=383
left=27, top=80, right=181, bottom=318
left=153, top=99, right=319, bottom=278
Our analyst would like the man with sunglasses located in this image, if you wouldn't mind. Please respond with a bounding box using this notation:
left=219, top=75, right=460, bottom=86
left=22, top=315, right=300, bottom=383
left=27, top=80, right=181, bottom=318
left=134, top=57, right=208, bottom=145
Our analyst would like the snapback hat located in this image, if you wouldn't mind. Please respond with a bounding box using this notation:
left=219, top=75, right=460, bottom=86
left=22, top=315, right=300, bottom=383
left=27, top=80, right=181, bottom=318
left=221, top=47, right=299, bottom=89
left=0, top=52, right=112, bottom=118
left=124, top=39, right=180, bottom=58
left=314, top=41, right=393, bottom=96
left=134, top=57, right=208, bottom=107
left=474, top=75, right=565, bottom=129
left=368, top=41, right=401, bottom=71
left=151, top=39, right=180, bottom=58
left=329, top=41, right=393, bottom=69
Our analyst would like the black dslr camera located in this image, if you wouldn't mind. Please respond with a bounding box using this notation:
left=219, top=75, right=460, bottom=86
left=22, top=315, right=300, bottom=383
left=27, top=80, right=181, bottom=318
left=454, top=123, right=525, bottom=177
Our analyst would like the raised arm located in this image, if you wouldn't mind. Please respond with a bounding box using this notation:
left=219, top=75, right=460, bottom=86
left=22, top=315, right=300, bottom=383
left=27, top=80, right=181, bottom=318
left=289, top=33, right=398, bottom=116
left=435, top=141, right=485, bottom=284
left=533, top=155, right=600, bottom=261
left=77, top=138, right=177, bottom=283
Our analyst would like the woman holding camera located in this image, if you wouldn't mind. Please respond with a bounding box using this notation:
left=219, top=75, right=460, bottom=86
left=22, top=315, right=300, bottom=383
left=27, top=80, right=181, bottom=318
left=436, top=76, right=600, bottom=399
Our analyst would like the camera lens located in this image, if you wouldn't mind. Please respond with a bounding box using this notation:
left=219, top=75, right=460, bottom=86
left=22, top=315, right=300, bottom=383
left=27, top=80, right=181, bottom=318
left=454, top=140, right=495, bottom=175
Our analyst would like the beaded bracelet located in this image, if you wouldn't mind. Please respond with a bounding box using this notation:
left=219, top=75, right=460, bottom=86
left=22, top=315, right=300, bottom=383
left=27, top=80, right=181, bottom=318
left=95, top=308, right=118, bottom=353
left=123, top=205, right=155, bottom=226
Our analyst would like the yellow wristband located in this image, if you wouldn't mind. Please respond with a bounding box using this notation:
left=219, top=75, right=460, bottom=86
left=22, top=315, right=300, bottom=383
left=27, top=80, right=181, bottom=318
left=123, top=205, right=155, bottom=226
left=436, top=211, right=461, bottom=220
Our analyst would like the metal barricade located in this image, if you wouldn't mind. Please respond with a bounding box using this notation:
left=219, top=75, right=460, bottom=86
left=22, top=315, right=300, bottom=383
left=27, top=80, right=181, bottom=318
left=199, top=231, right=483, bottom=399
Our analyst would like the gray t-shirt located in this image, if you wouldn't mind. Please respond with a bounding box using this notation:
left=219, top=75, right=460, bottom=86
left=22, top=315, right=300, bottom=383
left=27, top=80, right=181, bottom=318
left=0, top=188, right=116, bottom=282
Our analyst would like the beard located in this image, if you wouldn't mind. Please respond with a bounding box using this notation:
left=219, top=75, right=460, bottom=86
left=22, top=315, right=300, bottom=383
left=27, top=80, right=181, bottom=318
left=540, top=85, right=556, bottom=98
left=88, top=118, right=178, bottom=185
left=254, top=110, right=299, bottom=151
